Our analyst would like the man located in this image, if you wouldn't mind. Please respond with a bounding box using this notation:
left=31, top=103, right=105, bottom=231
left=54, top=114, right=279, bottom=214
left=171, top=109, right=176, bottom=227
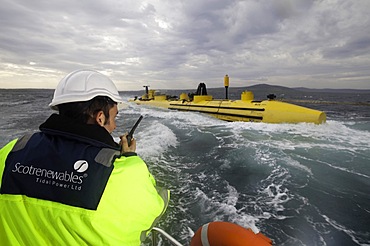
left=0, top=70, right=169, bottom=245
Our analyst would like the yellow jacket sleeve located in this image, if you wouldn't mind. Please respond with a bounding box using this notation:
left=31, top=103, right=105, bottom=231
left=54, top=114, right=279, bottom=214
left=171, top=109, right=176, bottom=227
left=92, top=155, right=170, bottom=245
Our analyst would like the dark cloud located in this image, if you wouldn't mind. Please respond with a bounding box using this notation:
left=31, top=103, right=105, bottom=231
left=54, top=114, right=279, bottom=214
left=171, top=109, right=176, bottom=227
left=0, top=0, right=369, bottom=89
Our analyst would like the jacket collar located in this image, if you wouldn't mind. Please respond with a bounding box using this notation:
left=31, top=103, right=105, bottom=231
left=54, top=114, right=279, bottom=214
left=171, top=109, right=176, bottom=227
left=39, top=114, right=120, bottom=149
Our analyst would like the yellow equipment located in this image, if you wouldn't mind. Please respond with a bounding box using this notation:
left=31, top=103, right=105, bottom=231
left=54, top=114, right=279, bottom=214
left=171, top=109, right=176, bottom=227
left=130, top=77, right=326, bottom=124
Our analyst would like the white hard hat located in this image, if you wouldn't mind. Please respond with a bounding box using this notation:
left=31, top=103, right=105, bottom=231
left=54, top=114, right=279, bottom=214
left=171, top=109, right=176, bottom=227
left=49, top=69, right=123, bottom=110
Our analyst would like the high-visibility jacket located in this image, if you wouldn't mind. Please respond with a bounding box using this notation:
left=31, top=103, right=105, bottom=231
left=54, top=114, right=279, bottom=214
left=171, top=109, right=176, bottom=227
left=0, top=114, right=169, bottom=245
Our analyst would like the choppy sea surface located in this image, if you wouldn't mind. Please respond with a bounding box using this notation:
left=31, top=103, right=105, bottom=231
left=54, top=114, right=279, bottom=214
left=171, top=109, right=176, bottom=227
left=0, top=88, right=369, bottom=246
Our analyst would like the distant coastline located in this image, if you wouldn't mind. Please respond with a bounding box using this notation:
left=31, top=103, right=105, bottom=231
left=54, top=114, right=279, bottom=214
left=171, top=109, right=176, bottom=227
left=122, top=84, right=370, bottom=94
left=1, top=84, right=370, bottom=93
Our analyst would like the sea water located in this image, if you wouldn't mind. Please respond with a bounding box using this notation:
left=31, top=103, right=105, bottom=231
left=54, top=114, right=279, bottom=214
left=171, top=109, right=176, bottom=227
left=0, top=89, right=369, bottom=246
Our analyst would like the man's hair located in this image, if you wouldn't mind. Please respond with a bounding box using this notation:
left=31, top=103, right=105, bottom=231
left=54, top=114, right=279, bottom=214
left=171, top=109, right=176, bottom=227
left=58, top=96, right=117, bottom=124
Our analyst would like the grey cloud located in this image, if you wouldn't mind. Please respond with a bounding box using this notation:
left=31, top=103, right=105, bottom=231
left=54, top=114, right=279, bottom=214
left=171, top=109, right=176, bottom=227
left=0, top=0, right=369, bottom=89
left=323, top=36, right=370, bottom=59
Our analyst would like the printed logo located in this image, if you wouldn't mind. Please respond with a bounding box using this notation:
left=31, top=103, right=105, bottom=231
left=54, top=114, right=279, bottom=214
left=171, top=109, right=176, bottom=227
left=11, top=159, right=89, bottom=191
left=74, top=160, right=89, bottom=173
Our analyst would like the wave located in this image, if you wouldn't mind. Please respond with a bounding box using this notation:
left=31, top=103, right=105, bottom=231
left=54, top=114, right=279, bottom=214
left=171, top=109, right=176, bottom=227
left=0, top=100, right=31, bottom=107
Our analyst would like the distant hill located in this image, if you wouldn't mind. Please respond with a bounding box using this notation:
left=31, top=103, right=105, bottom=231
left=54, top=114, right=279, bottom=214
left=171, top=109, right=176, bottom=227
left=204, top=84, right=370, bottom=94
left=293, top=87, right=370, bottom=94
left=123, top=84, right=370, bottom=94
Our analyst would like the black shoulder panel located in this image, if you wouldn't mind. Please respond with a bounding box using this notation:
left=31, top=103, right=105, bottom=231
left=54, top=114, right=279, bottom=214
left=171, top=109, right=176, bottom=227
left=0, top=133, right=119, bottom=210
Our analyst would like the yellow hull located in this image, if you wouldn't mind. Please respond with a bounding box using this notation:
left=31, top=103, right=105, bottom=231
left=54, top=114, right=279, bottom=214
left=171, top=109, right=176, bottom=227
left=131, top=97, right=326, bottom=124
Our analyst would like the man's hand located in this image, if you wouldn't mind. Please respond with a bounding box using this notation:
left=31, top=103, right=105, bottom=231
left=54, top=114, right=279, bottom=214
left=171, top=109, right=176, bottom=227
left=120, top=133, right=136, bottom=153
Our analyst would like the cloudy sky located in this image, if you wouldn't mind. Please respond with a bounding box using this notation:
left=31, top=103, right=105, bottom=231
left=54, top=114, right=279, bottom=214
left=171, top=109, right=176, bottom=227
left=0, top=0, right=369, bottom=90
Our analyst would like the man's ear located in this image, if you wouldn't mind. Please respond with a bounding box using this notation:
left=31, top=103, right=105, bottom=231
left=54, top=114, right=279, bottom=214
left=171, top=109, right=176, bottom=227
left=95, top=111, right=106, bottom=126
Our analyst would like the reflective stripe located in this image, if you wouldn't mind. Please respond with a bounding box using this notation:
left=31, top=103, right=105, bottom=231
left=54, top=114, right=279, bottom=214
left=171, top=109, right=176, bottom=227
left=11, top=134, right=32, bottom=152
left=94, top=148, right=120, bottom=167
left=201, top=223, right=210, bottom=246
